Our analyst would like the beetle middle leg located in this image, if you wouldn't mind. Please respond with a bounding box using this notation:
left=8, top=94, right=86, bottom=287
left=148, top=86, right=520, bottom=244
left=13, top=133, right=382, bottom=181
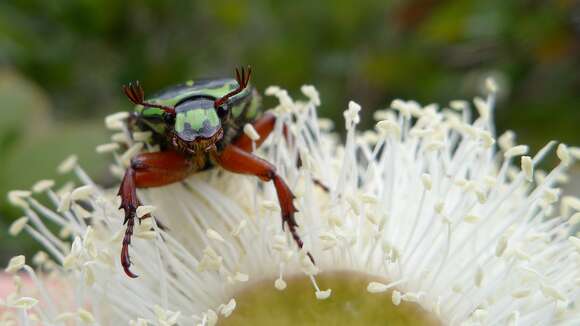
left=236, top=113, right=330, bottom=192
left=234, top=112, right=278, bottom=152
left=118, top=150, right=192, bottom=278
left=212, top=144, right=315, bottom=264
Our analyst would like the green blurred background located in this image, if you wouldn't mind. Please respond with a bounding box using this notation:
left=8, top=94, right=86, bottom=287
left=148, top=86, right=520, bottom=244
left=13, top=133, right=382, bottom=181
left=0, top=0, right=579, bottom=263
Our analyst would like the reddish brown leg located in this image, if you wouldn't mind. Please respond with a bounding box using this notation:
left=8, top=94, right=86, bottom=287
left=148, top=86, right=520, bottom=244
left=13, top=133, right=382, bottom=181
left=234, top=112, right=279, bottom=152
left=236, top=113, right=330, bottom=192
left=118, top=151, right=192, bottom=278
left=212, top=145, right=315, bottom=264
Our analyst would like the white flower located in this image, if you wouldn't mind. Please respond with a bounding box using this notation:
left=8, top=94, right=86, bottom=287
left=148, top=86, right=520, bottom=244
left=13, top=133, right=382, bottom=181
left=4, top=82, right=580, bottom=325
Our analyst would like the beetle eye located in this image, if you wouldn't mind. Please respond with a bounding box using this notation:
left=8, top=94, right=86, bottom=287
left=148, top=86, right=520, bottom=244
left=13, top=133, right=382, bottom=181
left=163, top=112, right=175, bottom=124
left=217, top=105, right=228, bottom=118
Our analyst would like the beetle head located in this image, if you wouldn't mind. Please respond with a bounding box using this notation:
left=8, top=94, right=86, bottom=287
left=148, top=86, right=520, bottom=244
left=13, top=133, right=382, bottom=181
left=171, top=97, right=223, bottom=152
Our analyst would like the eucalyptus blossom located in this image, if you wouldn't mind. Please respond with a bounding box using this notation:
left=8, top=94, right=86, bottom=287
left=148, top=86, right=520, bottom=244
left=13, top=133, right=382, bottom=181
left=4, top=80, right=580, bottom=325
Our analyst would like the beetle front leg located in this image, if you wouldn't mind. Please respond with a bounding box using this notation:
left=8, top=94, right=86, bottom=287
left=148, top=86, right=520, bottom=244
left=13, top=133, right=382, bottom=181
left=118, top=151, right=192, bottom=278
left=212, top=145, right=315, bottom=264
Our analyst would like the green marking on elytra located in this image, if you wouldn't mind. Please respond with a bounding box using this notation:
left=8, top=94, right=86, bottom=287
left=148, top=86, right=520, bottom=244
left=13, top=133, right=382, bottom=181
left=203, top=84, right=236, bottom=98
left=142, top=108, right=164, bottom=118
left=186, top=80, right=194, bottom=86
left=154, top=83, right=235, bottom=108
left=175, top=112, right=186, bottom=132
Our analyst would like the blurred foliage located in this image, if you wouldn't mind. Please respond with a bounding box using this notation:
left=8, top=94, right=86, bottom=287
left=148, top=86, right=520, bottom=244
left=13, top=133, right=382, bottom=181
left=0, top=0, right=579, bottom=259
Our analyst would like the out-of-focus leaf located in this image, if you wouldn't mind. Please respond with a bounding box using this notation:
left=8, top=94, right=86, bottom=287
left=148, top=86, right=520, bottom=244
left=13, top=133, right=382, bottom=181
left=0, top=69, right=52, bottom=154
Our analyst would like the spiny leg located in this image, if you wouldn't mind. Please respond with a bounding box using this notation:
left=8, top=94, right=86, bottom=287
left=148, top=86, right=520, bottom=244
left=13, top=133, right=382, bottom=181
left=212, top=145, right=315, bottom=264
left=118, top=150, right=192, bottom=278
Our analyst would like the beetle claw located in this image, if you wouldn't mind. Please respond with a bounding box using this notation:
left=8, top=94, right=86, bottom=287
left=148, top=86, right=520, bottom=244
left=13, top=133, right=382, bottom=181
left=121, top=242, right=138, bottom=278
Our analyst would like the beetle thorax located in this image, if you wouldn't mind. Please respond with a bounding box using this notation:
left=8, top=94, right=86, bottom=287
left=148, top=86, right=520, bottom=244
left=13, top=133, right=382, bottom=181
left=170, top=98, right=223, bottom=154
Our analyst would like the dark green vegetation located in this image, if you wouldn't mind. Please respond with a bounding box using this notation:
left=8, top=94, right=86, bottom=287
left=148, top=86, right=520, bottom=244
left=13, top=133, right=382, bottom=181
left=0, top=1, right=579, bottom=261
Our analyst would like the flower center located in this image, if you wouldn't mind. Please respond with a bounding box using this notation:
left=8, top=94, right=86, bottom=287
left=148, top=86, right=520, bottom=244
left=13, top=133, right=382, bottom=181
left=222, top=271, right=441, bottom=325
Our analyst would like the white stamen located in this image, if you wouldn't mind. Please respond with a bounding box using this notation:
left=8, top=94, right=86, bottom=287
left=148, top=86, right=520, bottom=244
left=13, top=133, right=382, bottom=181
left=569, top=212, right=580, bottom=225
left=315, top=289, right=332, bottom=300
left=392, top=291, right=402, bottom=306
left=421, top=173, right=432, bottom=190
left=111, top=132, right=131, bottom=144
left=57, top=192, right=72, bottom=213
left=557, top=143, right=571, bottom=166
left=521, top=156, right=533, bottom=181
left=32, top=251, right=48, bottom=266
left=344, top=101, right=361, bottom=126
left=243, top=124, right=260, bottom=141
left=71, top=185, right=93, bottom=200
left=7, top=190, right=31, bottom=208
left=9, top=217, right=28, bottom=236
left=136, top=205, right=156, bottom=218
left=464, top=215, right=481, bottom=224
left=221, top=299, right=236, bottom=317
left=5, top=255, right=25, bottom=273
left=496, top=236, right=508, bottom=257
left=504, top=145, right=528, bottom=158
left=105, top=111, right=130, bottom=129
left=498, top=131, right=515, bottom=151
left=96, top=143, right=120, bottom=153
left=568, top=236, right=580, bottom=252
left=57, top=155, right=78, bottom=174
left=206, top=229, right=225, bottom=243
left=479, top=131, right=495, bottom=148
left=485, top=77, right=498, bottom=94
left=301, top=85, right=320, bottom=106
left=449, top=100, right=469, bottom=110
left=376, top=120, right=401, bottom=137
left=473, top=97, right=489, bottom=120
left=8, top=297, right=38, bottom=309
left=78, top=308, right=95, bottom=323
left=120, top=143, right=144, bottom=167
left=561, top=196, right=580, bottom=217
left=275, top=278, right=287, bottom=291
left=540, top=283, right=567, bottom=301
left=133, top=131, right=153, bottom=142
left=264, top=86, right=281, bottom=96
left=32, top=179, right=55, bottom=193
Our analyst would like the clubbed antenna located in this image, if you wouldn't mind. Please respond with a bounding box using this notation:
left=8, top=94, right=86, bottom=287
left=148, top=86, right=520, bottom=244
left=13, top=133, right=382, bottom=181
left=123, top=81, right=176, bottom=115
left=214, top=66, right=252, bottom=109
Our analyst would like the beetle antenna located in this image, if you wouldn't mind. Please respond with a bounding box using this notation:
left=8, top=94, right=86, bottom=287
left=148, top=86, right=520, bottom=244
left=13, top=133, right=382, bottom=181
left=214, top=66, right=252, bottom=109
left=123, top=81, right=176, bottom=115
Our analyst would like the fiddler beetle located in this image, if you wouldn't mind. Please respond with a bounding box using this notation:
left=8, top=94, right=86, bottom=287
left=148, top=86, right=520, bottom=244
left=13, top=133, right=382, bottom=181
left=118, top=67, right=316, bottom=277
